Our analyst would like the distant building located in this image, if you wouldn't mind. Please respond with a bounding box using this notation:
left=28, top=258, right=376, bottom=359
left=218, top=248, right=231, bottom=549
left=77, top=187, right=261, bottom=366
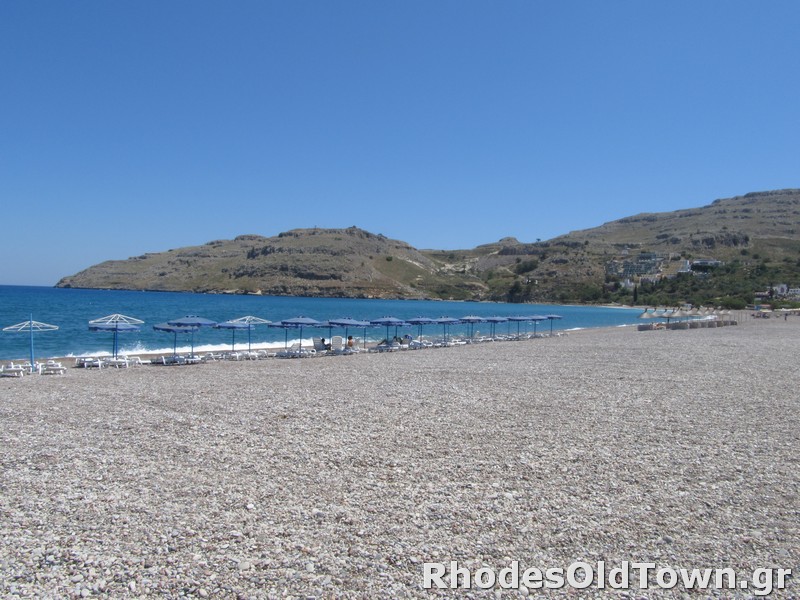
left=691, top=259, right=724, bottom=269
left=772, top=283, right=789, bottom=296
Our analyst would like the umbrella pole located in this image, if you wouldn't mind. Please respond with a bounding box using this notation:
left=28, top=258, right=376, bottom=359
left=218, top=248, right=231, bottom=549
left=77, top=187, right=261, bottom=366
left=29, top=316, right=34, bottom=372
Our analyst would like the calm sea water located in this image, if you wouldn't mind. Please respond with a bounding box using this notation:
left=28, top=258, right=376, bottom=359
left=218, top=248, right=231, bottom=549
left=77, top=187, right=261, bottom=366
left=0, top=286, right=641, bottom=359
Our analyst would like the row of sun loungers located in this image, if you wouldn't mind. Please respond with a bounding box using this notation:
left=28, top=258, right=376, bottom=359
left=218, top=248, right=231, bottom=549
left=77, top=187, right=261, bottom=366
left=1, top=360, right=68, bottom=376
left=75, top=356, right=150, bottom=368
left=637, top=319, right=738, bottom=331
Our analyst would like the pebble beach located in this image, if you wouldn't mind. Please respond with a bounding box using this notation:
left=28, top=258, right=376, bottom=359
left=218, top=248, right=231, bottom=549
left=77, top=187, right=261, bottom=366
left=1, top=318, right=798, bottom=599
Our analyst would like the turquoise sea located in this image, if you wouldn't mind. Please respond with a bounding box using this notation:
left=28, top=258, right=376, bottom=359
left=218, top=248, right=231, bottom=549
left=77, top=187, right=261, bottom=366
left=0, top=286, right=642, bottom=359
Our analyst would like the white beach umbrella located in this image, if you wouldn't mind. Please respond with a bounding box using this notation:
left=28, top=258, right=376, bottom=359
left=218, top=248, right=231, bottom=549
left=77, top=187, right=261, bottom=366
left=3, top=315, right=59, bottom=371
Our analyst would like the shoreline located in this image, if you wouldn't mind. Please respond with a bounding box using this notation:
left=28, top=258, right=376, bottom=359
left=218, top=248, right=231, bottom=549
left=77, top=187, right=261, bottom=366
left=4, top=308, right=758, bottom=367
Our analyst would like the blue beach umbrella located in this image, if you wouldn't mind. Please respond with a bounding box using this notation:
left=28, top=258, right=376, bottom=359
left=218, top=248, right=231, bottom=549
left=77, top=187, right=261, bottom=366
left=89, top=321, right=141, bottom=358
left=406, top=316, right=435, bottom=339
left=315, top=320, right=335, bottom=341
left=3, top=315, right=59, bottom=372
left=435, top=317, right=461, bottom=344
left=153, top=323, right=197, bottom=357
left=508, top=315, right=532, bottom=337
left=460, top=315, right=485, bottom=339
left=370, top=316, right=408, bottom=341
left=167, top=316, right=217, bottom=355
left=214, top=320, right=253, bottom=353
left=485, top=316, right=508, bottom=338
left=270, top=316, right=321, bottom=350
left=88, top=314, right=144, bottom=358
left=545, top=314, right=563, bottom=335
left=329, top=318, right=371, bottom=346
left=529, top=315, right=548, bottom=336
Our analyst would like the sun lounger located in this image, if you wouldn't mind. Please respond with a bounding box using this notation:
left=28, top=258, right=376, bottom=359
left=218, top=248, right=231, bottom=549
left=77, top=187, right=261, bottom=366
left=330, top=336, right=348, bottom=355
left=312, top=337, right=331, bottom=355
left=40, top=360, right=67, bottom=375
left=153, top=355, right=187, bottom=365
left=76, top=357, right=104, bottom=368
left=1, top=363, right=26, bottom=377
left=105, top=357, right=129, bottom=368
left=278, top=343, right=315, bottom=358
left=374, top=341, right=401, bottom=352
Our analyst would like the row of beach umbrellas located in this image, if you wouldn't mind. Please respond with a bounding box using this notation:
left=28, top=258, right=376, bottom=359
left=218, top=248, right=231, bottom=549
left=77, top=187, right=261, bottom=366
left=3, top=313, right=564, bottom=367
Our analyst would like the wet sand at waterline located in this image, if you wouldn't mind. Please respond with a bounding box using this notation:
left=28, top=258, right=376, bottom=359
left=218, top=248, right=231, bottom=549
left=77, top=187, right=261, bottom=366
left=1, top=319, right=798, bottom=598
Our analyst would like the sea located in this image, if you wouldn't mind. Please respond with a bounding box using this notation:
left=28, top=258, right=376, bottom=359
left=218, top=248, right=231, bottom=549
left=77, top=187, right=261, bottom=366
left=0, top=285, right=642, bottom=360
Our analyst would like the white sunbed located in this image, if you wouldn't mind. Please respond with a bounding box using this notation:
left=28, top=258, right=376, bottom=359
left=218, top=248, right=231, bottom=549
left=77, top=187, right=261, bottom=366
left=1, top=362, right=27, bottom=377
left=40, top=360, right=67, bottom=375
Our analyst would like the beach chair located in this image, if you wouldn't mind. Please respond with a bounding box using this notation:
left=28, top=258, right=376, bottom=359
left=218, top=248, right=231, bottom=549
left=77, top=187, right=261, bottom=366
left=1, top=363, right=26, bottom=377
left=330, top=335, right=346, bottom=355
left=41, top=360, right=67, bottom=375
left=278, top=343, right=304, bottom=358
left=313, top=337, right=331, bottom=355
left=106, top=357, right=129, bottom=368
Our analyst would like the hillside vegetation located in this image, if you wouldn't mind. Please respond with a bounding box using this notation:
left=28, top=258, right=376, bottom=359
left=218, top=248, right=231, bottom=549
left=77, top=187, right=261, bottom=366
left=57, top=190, right=800, bottom=307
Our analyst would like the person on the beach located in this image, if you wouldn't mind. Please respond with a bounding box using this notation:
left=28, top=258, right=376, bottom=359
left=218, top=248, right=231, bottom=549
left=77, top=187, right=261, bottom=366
left=347, top=336, right=355, bottom=348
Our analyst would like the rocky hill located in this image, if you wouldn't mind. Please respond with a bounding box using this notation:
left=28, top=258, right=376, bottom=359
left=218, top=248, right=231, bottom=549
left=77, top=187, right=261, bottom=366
left=56, top=227, right=485, bottom=299
left=430, top=189, right=800, bottom=302
left=56, top=190, right=800, bottom=304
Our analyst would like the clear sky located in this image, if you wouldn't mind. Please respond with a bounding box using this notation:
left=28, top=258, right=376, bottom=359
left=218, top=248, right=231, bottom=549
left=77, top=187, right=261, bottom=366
left=2, top=1, right=798, bottom=286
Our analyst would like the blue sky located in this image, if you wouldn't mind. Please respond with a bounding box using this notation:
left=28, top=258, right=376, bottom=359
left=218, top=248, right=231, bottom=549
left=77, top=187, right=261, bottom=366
left=2, top=1, right=798, bottom=286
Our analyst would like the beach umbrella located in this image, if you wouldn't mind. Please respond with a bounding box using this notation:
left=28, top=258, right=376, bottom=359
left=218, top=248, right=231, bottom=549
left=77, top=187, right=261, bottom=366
left=544, top=314, right=563, bottom=335
left=167, top=316, right=217, bottom=356
left=529, top=315, right=548, bottom=336
left=485, top=316, right=508, bottom=338
left=642, top=308, right=671, bottom=325
left=89, top=322, right=141, bottom=358
left=3, top=315, right=59, bottom=372
left=88, top=314, right=144, bottom=358
left=638, top=308, right=659, bottom=327
left=269, top=316, right=320, bottom=350
left=214, top=320, right=253, bottom=353
left=370, top=316, right=408, bottom=341
left=406, top=316, right=435, bottom=340
left=460, top=315, right=485, bottom=339
left=434, top=317, right=461, bottom=344
left=153, top=323, right=197, bottom=357
left=315, top=321, right=338, bottom=344
left=329, top=318, right=371, bottom=346
left=508, top=315, right=532, bottom=337
left=225, top=315, right=271, bottom=351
